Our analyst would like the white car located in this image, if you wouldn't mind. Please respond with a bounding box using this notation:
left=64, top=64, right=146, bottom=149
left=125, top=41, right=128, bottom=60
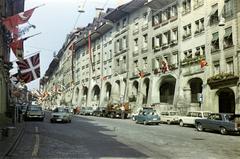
left=178, top=111, right=211, bottom=127
left=160, top=111, right=179, bottom=125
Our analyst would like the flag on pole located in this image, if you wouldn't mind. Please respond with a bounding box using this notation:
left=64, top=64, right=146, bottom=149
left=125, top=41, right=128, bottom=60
left=9, top=38, right=26, bottom=60
left=16, top=53, right=40, bottom=83
left=9, top=33, right=40, bottom=60
left=2, top=7, right=36, bottom=32
left=88, top=30, right=93, bottom=71
left=10, top=72, right=21, bottom=87
left=138, top=71, right=145, bottom=78
left=161, top=56, right=169, bottom=73
left=200, top=59, right=208, bottom=68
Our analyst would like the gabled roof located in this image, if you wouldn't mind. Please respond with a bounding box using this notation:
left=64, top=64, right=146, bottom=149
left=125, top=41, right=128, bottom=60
left=104, top=0, right=147, bottom=22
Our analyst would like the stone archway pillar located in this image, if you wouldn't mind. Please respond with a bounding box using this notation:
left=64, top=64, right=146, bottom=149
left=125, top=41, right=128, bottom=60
left=149, top=77, right=159, bottom=104
left=236, top=84, right=240, bottom=113
left=183, top=86, right=191, bottom=105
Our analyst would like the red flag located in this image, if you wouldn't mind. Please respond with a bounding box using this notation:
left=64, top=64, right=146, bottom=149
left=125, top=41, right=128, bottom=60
left=161, top=57, right=169, bottom=73
left=200, top=59, right=208, bottom=68
left=88, top=31, right=93, bottom=71
left=9, top=38, right=26, bottom=60
left=16, top=53, right=40, bottom=83
left=69, top=43, right=75, bottom=53
left=2, top=7, right=35, bottom=32
left=101, top=76, right=107, bottom=80
left=138, top=71, right=144, bottom=78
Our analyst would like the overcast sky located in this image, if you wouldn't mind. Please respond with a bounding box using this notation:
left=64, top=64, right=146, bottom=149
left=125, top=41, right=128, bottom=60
left=15, top=0, right=130, bottom=90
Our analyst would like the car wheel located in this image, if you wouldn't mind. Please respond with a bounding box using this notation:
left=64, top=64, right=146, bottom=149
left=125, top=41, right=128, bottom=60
left=132, top=116, right=135, bottom=121
left=69, top=120, right=71, bottom=123
left=220, top=127, right=227, bottom=135
left=143, top=121, right=147, bottom=125
left=110, top=113, right=115, bottom=118
left=50, top=119, right=53, bottom=123
left=196, top=123, right=203, bottom=131
left=179, top=120, right=184, bottom=127
left=167, top=120, right=171, bottom=125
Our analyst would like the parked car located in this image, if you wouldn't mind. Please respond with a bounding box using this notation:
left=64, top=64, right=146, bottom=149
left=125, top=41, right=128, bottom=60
left=80, top=107, right=86, bottom=115
left=50, top=107, right=72, bottom=123
left=195, top=113, right=240, bottom=135
left=80, top=107, right=94, bottom=115
left=131, top=107, right=153, bottom=121
left=92, top=107, right=106, bottom=117
left=24, top=105, right=45, bottom=121
left=160, top=111, right=179, bottom=125
left=178, top=111, right=211, bottom=127
left=135, top=109, right=160, bottom=125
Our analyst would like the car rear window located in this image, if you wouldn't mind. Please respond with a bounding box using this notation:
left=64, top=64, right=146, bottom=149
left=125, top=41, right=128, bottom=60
left=29, top=106, right=42, bottom=111
left=226, top=114, right=240, bottom=122
left=53, top=107, right=69, bottom=113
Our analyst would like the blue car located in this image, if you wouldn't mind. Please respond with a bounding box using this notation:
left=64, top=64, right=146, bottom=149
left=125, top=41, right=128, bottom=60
left=135, top=109, right=161, bottom=125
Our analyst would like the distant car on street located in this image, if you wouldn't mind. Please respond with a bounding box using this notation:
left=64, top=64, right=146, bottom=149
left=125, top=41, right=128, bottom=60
left=195, top=113, right=240, bottom=135
left=131, top=107, right=153, bottom=121
left=50, top=107, right=72, bottom=123
left=160, top=111, right=179, bottom=125
left=24, top=105, right=45, bottom=121
left=92, top=107, right=106, bottom=117
left=135, top=109, right=160, bottom=125
left=178, top=111, right=211, bottom=127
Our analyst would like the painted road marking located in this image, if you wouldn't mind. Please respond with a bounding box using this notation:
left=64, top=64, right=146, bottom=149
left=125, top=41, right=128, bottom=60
left=32, top=127, right=39, bottom=157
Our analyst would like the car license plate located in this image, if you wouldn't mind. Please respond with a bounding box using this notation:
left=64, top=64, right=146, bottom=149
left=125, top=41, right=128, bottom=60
left=153, top=118, right=157, bottom=121
left=56, top=119, right=62, bottom=121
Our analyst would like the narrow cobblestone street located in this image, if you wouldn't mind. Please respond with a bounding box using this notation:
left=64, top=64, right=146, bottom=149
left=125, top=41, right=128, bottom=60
left=6, top=113, right=240, bottom=159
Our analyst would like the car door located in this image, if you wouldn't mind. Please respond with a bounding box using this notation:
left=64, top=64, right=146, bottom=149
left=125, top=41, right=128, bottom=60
left=212, top=114, right=223, bottom=130
left=203, top=114, right=215, bottom=129
left=136, top=112, right=143, bottom=123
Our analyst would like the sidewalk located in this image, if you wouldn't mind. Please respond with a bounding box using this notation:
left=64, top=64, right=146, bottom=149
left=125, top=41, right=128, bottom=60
left=0, top=122, right=25, bottom=159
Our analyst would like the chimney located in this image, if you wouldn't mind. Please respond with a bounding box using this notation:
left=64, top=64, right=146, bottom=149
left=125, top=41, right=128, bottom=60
left=95, top=8, right=104, bottom=18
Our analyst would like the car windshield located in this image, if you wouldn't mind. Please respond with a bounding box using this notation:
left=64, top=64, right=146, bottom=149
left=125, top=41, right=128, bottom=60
left=226, top=114, right=240, bottom=121
left=29, top=106, right=42, bottom=111
left=203, top=112, right=211, bottom=118
left=54, top=107, right=69, bottom=113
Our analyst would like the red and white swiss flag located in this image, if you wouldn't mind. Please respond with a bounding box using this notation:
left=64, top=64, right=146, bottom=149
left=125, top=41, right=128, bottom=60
left=16, top=53, right=40, bottom=83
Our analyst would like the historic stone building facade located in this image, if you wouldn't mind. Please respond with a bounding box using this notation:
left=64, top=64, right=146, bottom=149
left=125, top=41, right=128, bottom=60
left=41, top=0, right=240, bottom=114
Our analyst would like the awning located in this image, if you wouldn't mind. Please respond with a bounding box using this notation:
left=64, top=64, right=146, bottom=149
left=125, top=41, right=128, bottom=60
left=212, top=32, right=219, bottom=43
left=210, top=6, right=218, bottom=17
left=145, top=0, right=176, bottom=11
left=224, top=28, right=232, bottom=38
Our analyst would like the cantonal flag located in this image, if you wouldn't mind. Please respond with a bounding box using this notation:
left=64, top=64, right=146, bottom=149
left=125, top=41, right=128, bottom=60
left=9, top=38, right=26, bottom=60
left=2, top=7, right=35, bottom=32
left=16, top=53, right=40, bottom=83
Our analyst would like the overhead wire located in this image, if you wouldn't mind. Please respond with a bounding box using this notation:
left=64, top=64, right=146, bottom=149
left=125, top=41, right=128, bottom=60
left=73, top=0, right=88, bottom=29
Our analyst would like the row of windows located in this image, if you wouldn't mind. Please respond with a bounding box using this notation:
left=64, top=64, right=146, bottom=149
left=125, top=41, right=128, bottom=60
left=213, top=57, right=234, bottom=75
left=211, top=27, right=233, bottom=52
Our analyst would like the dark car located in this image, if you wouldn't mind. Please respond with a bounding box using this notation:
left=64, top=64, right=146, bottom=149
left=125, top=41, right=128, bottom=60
left=195, top=113, right=240, bottom=135
left=135, top=109, right=161, bottom=125
left=92, top=107, right=106, bottom=117
left=24, top=105, right=45, bottom=121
